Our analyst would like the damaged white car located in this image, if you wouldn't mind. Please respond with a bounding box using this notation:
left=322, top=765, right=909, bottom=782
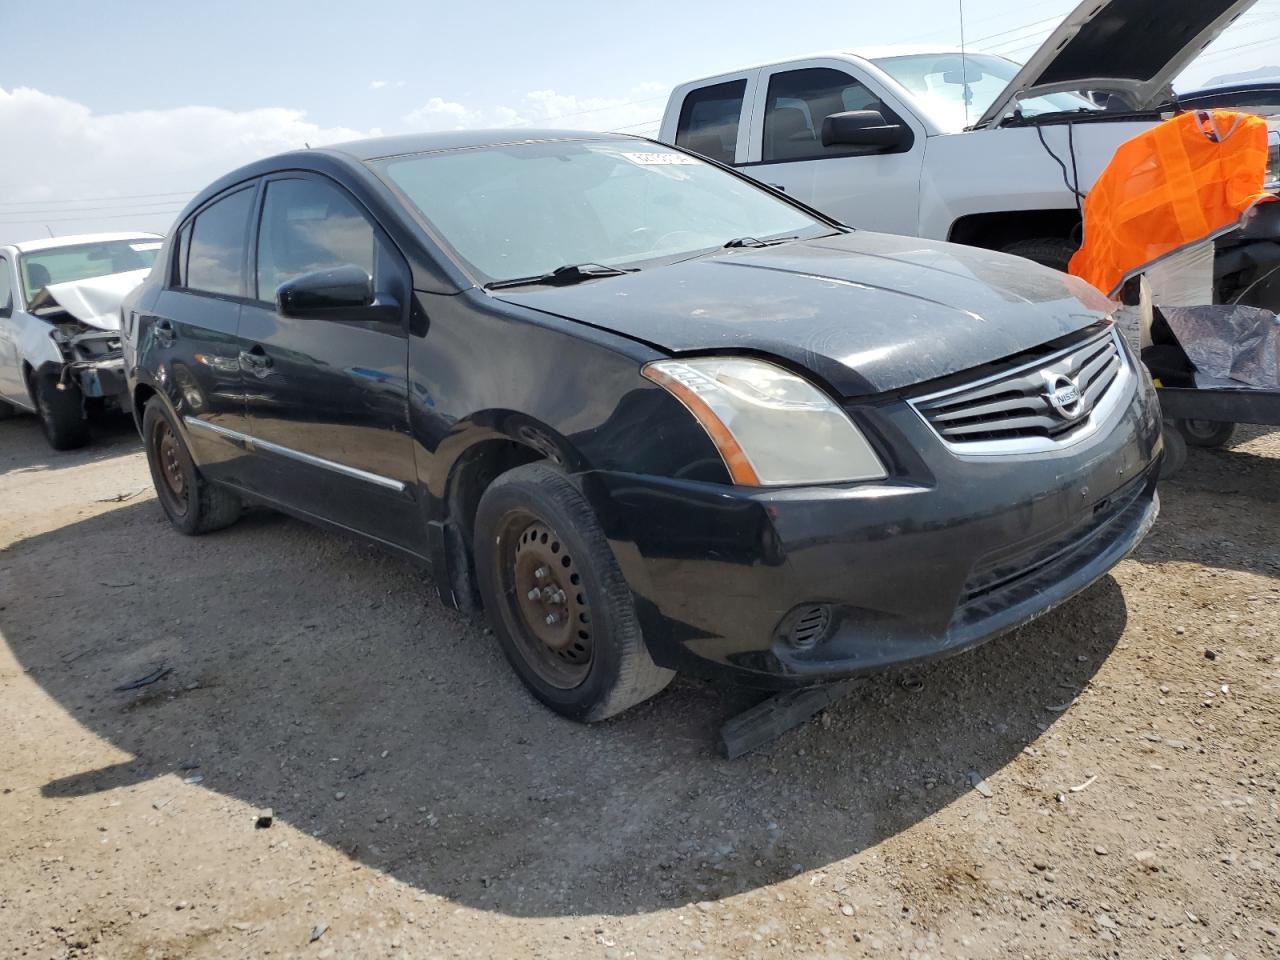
left=0, top=233, right=161, bottom=449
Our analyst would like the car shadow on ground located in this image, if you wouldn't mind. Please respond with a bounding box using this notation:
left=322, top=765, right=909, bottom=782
left=3, top=490, right=1131, bottom=919
left=0, top=411, right=139, bottom=478
left=1138, top=426, right=1280, bottom=579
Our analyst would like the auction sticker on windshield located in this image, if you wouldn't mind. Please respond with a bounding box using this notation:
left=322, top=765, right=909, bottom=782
left=622, top=152, right=699, bottom=166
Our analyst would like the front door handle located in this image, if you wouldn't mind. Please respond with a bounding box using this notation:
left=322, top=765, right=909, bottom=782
left=240, top=345, right=273, bottom=377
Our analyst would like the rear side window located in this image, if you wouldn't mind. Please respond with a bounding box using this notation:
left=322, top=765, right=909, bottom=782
left=255, top=177, right=376, bottom=300
left=763, top=68, right=899, bottom=162
left=0, top=257, right=11, bottom=316
left=185, top=187, right=255, bottom=297
left=675, top=80, right=747, bottom=166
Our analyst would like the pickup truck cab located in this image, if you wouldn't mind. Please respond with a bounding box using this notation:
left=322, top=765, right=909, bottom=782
left=659, top=0, right=1263, bottom=268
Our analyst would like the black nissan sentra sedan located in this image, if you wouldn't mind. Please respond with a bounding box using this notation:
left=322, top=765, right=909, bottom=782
left=122, top=130, right=1162, bottom=721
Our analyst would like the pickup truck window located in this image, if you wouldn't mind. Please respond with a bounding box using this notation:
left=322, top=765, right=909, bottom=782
left=763, top=68, right=894, bottom=163
left=675, top=80, right=746, bottom=166
left=0, top=257, right=11, bottom=316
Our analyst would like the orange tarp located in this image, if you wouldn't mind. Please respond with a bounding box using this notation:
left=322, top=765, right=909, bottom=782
left=1069, top=110, right=1275, bottom=298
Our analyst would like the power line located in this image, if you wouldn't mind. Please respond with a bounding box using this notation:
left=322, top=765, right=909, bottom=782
left=0, top=208, right=184, bottom=226
left=0, top=189, right=196, bottom=208
left=0, top=198, right=194, bottom=217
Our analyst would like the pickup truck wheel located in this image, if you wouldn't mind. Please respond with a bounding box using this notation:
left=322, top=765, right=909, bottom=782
left=143, top=398, right=241, bottom=535
left=34, top=374, right=90, bottom=451
left=1002, top=238, right=1078, bottom=273
left=1177, top=419, right=1237, bottom=448
left=0, top=399, right=15, bottom=420
left=474, top=462, right=674, bottom=722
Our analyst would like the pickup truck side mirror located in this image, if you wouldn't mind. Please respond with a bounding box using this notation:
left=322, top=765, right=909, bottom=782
left=821, top=110, right=911, bottom=152
left=276, top=264, right=400, bottom=323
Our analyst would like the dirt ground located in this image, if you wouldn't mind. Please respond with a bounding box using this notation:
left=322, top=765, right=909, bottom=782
left=0, top=411, right=1277, bottom=960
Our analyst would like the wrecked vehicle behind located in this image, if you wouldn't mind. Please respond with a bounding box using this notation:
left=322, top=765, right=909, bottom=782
left=0, top=233, right=161, bottom=449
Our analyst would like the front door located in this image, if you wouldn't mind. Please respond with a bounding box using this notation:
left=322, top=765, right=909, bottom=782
left=236, top=174, right=420, bottom=552
left=0, top=255, right=25, bottom=404
left=745, top=62, right=926, bottom=235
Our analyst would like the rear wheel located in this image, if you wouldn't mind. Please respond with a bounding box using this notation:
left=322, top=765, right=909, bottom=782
left=474, top=463, right=673, bottom=722
left=1002, top=238, right=1078, bottom=273
left=143, top=398, right=241, bottom=535
left=34, top=373, right=90, bottom=451
left=1177, top=419, right=1237, bottom=448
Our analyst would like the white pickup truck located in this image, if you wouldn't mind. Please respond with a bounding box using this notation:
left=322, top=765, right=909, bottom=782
left=659, top=0, right=1268, bottom=269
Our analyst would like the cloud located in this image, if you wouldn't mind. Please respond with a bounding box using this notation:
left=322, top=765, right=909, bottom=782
left=0, top=86, right=378, bottom=243
left=369, top=80, right=388, bottom=90
left=402, top=82, right=667, bottom=137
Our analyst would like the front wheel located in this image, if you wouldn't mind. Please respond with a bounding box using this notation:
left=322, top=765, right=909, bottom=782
left=35, top=373, right=90, bottom=450
left=1002, top=238, right=1078, bottom=273
left=143, top=398, right=241, bottom=535
left=474, top=463, right=673, bottom=722
left=1177, top=419, right=1237, bottom=449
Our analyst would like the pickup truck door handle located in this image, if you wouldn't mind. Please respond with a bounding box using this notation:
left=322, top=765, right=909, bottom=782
left=768, top=183, right=787, bottom=193
left=240, top=345, right=273, bottom=377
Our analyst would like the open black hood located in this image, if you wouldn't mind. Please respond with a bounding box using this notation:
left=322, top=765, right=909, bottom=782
left=976, top=0, right=1258, bottom=127
left=493, top=232, right=1112, bottom=397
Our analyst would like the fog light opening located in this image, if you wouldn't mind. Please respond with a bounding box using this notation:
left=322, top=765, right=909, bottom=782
left=785, top=604, right=833, bottom=651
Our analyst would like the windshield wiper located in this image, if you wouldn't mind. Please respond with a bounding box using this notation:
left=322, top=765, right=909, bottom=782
left=723, top=235, right=800, bottom=249
left=485, top=263, right=634, bottom=290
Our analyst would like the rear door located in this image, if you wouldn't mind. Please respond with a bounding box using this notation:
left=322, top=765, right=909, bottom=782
left=236, top=172, right=419, bottom=551
left=744, top=60, right=926, bottom=234
left=148, top=185, right=257, bottom=482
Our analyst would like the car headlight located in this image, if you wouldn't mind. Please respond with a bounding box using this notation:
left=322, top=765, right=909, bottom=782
left=641, top=356, right=887, bottom=486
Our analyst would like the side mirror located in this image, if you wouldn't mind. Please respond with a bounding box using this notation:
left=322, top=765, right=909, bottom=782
left=821, top=110, right=910, bottom=151
left=276, top=265, right=399, bottom=322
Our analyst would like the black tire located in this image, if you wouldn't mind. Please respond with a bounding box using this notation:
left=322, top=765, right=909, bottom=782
left=0, top=399, right=15, bottom=420
left=34, top=373, right=90, bottom=451
left=142, top=398, right=241, bottom=535
left=1160, top=421, right=1188, bottom=480
left=1177, top=419, right=1237, bottom=449
left=1002, top=238, right=1078, bottom=273
left=474, top=462, right=674, bottom=722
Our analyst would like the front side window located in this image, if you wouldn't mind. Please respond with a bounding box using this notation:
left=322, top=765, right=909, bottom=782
left=763, top=68, right=899, bottom=162
left=675, top=80, right=747, bottom=166
left=0, top=258, right=11, bottom=316
left=19, top=238, right=160, bottom=308
left=375, top=139, right=831, bottom=285
left=185, top=188, right=255, bottom=298
left=255, top=178, right=376, bottom=300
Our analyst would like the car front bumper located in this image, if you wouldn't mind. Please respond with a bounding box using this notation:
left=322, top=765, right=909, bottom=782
left=580, top=368, right=1163, bottom=687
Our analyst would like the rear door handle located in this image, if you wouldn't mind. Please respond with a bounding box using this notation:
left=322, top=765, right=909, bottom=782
left=240, top=345, right=273, bottom=377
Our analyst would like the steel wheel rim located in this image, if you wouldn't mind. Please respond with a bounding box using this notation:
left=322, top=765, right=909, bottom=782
left=1183, top=419, right=1221, bottom=441
left=500, top=513, right=593, bottom=689
left=153, top=420, right=189, bottom=514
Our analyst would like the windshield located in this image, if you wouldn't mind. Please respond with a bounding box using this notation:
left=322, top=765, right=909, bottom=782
left=874, top=53, right=1101, bottom=129
left=374, top=139, right=830, bottom=284
left=20, top=238, right=160, bottom=308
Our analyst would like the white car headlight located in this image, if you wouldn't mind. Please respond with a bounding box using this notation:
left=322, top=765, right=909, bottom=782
left=641, top=356, right=887, bottom=486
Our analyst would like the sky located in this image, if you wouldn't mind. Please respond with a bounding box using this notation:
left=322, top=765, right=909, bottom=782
left=1, top=0, right=1278, bottom=244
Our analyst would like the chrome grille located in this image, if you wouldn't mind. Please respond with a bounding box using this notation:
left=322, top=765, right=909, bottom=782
left=912, top=329, right=1129, bottom=453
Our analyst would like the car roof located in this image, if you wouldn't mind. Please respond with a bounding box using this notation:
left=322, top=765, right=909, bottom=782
left=320, top=129, right=629, bottom=161
left=7, top=232, right=162, bottom=255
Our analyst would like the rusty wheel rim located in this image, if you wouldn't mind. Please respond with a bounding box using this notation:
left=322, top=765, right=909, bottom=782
left=153, top=420, right=189, bottom=513
left=502, top=516, right=592, bottom=689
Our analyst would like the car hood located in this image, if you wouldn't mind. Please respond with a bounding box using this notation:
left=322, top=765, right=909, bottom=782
left=493, top=232, right=1113, bottom=397
left=28, top=268, right=151, bottom=331
left=976, top=0, right=1257, bottom=128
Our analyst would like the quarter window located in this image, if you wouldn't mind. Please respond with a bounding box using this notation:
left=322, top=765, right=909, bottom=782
left=763, top=68, right=900, bottom=162
left=675, top=80, right=747, bottom=166
left=186, top=188, right=255, bottom=297
left=255, top=178, right=376, bottom=300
